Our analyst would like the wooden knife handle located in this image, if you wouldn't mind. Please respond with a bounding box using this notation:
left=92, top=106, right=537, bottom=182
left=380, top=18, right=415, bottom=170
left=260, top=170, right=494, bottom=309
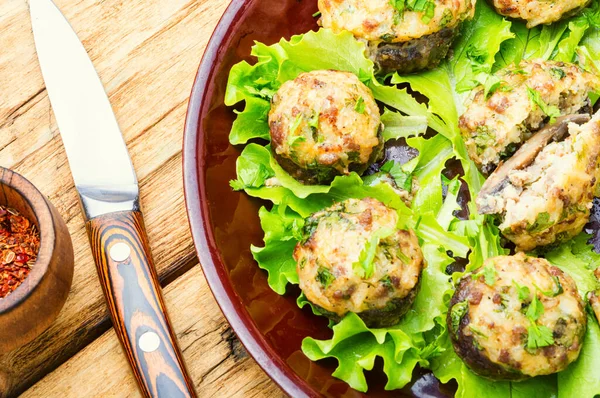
left=86, top=210, right=196, bottom=398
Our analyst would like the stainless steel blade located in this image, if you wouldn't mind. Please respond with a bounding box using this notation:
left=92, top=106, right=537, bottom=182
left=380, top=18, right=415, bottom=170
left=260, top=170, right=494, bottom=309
left=30, top=0, right=138, bottom=219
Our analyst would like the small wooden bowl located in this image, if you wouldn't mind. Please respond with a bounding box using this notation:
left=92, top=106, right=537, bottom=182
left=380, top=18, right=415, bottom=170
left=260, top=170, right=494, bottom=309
left=0, top=167, right=74, bottom=353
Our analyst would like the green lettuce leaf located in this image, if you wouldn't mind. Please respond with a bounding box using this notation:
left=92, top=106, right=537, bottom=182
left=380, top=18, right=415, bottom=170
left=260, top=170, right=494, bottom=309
left=391, top=67, right=463, bottom=147
left=408, top=134, right=455, bottom=214
left=449, top=1, right=514, bottom=92
left=554, top=18, right=590, bottom=63
left=399, top=244, right=454, bottom=334
left=302, top=313, right=420, bottom=392
left=381, top=108, right=428, bottom=141
left=251, top=205, right=302, bottom=294
left=229, top=97, right=271, bottom=145
left=578, top=1, right=600, bottom=75
left=496, top=0, right=597, bottom=68
left=544, top=234, right=600, bottom=297
left=437, top=176, right=462, bottom=231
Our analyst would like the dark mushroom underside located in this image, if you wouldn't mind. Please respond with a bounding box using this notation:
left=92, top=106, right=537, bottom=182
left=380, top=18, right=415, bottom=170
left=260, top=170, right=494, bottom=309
left=313, top=276, right=421, bottom=328
left=272, top=135, right=384, bottom=185
left=447, top=278, right=526, bottom=381
left=371, top=27, right=458, bottom=75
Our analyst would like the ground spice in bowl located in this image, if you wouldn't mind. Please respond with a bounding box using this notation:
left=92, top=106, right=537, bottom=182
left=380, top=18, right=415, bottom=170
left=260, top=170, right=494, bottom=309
left=0, top=205, right=40, bottom=298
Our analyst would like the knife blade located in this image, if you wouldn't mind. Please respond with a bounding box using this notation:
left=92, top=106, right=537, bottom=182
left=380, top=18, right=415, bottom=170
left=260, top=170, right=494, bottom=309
left=30, top=1, right=196, bottom=397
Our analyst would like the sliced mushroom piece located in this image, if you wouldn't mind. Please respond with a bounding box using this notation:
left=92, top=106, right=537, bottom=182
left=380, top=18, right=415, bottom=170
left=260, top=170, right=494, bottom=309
left=478, top=114, right=591, bottom=214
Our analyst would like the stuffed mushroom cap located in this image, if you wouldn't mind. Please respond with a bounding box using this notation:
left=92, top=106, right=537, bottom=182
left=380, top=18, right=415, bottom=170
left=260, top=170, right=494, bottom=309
left=318, top=0, right=476, bottom=74
left=490, top=0, right=591, bottom=28
left=269, top=70, right=383, bottom=185
left=294, top=197, right=424, bottom=327
left=448, top=253, right=586, bottom=380
left=460, top=59, right=600, bottom=174
left=477, top=112, right=600, bottom=251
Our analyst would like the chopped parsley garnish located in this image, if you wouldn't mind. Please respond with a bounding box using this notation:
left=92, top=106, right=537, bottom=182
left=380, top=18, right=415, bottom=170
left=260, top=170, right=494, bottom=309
left=525, top=293, right=555, bottom=350
left=526, top=294, right=544, bottom=321
left=308, top=111, right=320, bottom=129
left=439, top=9, right=453, bottom=28
left=513, top=280, right=531, bottom=301
left=299, top=257, right=307, bottom=269
left=450, top=301, right=469, bottom=335
left=380, top=33, right=396, bottom=42
left=289, top=114, right=303, bottom=134
left=551, top=276, right=564, bottom=296
left=354, top=97, right=366, bottom=114
left=484, top=77, right=502, bottom=98
left=347, top=151, right=361, bottom=162
left=380, top=275, right=395, bottom=291
left=536, top=276, right=564, bottom=297
left=353, top=228, right=395, bottom=278
left=527, top=87, right=561, bottom=124
left=511, top=68, right=528, bottom=75
left=497, top=294, right=511, bottom=311
left=302, top=217, right=320, bottom=244
left=485, top=78, right=512, bottom=98
left=527, top=212, right=554, bottom=233
left=469, top=325, right=488, bottom=339
left=316, top=267, right=335, bottom=289
left=389, top=0, right=437, bottom=24
left=473, top=265, right=496, bottom=286
left=527, top=324, right=555, bottom=350
left=288, top=135, right=306, bottom=148
left=482, top=266, right=497, bottom=286
left=550, top=67, right=566, bottom=80
left=473, top=126, right=496, bottom=152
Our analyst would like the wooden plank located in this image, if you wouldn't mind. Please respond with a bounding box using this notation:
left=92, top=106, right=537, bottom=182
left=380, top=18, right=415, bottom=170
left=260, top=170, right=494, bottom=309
left=22, top=265, right=284, bottom=398
left=0, top=0, right=235, bottom=395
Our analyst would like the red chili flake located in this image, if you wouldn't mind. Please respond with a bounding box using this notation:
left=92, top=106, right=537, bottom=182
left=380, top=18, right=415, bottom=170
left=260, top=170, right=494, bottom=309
left=0, top=205, right=40, bottom=299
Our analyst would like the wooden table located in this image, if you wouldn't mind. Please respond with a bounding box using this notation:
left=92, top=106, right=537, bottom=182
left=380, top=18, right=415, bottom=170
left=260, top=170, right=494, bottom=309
left=0, top=1, right=284, bottom=396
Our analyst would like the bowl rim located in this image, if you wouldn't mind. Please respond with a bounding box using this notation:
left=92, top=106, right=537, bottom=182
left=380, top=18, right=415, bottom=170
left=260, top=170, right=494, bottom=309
left=182, top=1, right=318, bottom=396
left=0, top=167, right=55, bottom=312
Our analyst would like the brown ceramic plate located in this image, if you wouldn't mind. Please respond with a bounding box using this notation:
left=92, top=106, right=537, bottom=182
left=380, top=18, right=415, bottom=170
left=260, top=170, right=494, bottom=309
left=183, top=1, right=455, bottom=396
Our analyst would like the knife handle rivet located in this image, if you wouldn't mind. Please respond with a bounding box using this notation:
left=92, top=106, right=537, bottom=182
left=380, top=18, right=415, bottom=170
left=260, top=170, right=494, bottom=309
left=110, top=242, right=131, bottom=262
left=139, top=331, right=161, bottom=353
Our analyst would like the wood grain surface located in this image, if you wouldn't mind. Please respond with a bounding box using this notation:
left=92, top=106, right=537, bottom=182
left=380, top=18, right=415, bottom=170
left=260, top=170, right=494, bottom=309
left=0, top=0, right=281, bottom=396
left=22, top=266, right=284, bottom=398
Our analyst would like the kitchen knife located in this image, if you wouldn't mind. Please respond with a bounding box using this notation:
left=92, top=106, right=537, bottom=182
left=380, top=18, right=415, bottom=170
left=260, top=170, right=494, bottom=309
left=29, top=1, right=196, bottom=397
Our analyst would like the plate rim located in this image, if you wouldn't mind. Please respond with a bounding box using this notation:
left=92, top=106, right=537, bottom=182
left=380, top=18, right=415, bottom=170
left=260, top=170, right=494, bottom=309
left=182, top=1, right=317, bottom=397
